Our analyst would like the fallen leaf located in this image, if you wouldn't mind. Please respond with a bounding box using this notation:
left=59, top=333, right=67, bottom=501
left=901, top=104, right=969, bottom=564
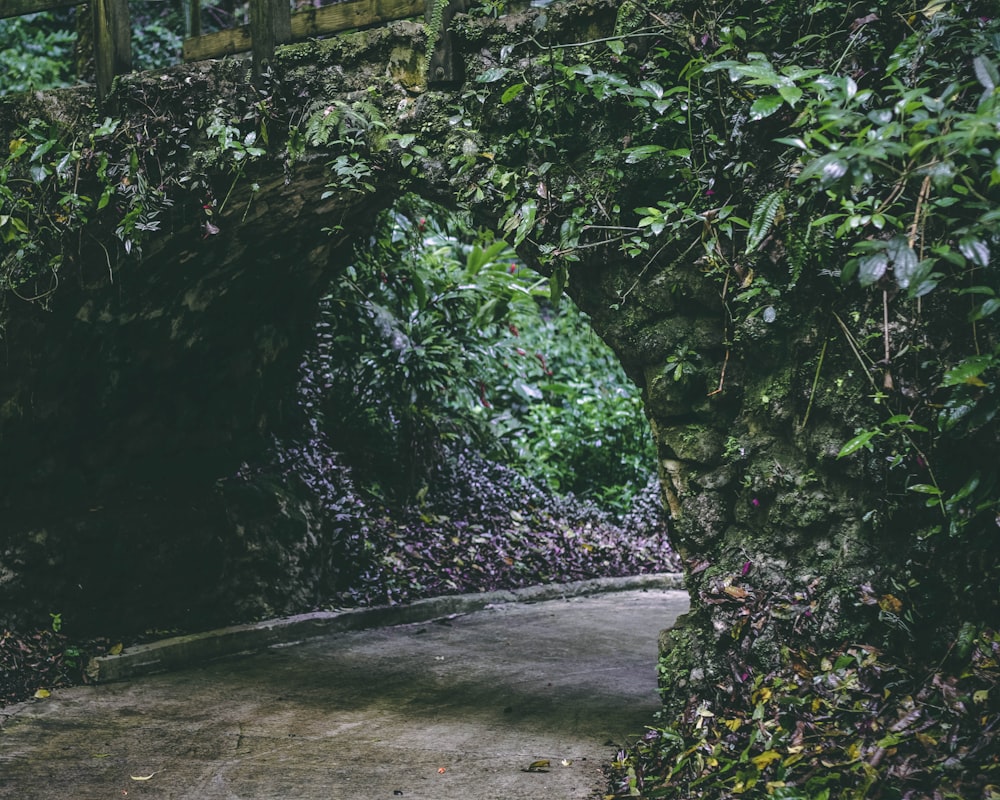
left=687, top=558, right=711, bottom=574
left=110, top=643, right=124, bottom=655
left=752, top=750, right=781, bottom=770
left=526, top=759, right=550, bottom=772
left=560, top=759, right=572, bottom=767
left=33, top=688, right=50, bottom=699
left=130, top=773, right=157, bottom=781
left=878, top=594, right=903, bottom=614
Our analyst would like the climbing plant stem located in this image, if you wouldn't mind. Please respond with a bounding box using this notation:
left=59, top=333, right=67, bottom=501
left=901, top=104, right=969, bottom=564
left=797, top=336, right=828, bottom=432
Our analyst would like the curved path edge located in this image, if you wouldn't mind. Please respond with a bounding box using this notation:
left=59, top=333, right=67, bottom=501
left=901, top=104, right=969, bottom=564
left=90, top=572, right=686, bottom=683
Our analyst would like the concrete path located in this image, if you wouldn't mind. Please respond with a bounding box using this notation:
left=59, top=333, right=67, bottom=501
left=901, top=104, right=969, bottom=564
left=0, top=587, right=689, bottom=800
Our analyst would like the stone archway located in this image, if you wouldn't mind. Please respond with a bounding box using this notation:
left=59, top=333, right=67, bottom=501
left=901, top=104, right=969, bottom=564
left=2, top=1, right=995, bottom=725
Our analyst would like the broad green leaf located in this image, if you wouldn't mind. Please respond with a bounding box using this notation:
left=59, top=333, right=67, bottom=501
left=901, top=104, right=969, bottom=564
left=776, top=139, right=808, bottom=154
left=777, top=84, right=803, bottom=106
left=511, top=200, right=536, bottom=247
left=887, top=235, right=918, bottom=289
left=501, top=83, right=526, bottom=104
left=941, top=356, right=993, bottom=387
left=477, top=67, right=510, bottom=83
left=549, top=265, right=567, bottom=304
left=30, top=138, right=56, bottom=162
left=411, top=271, right=427, bottom=310
left=750, top=95, right=784, bottom=121
left=858, top=252, right=888, bottom=287
left=639, top=80, right=665, bottom=100
left=97, top=184, right=113, bottom=211
left=798, top=153, right=848, bottom=184
left=821, top=158, right=848, bottom=183
left=971, top=298, right=1000, bottom=321
left=959, top=236, right=990, bottom=268
left=973, top=55, right=998, bottom=91
left=723, top=61, right=781, bottom=86
left=624, top=145, right=664, bottom=163
left=838, top=429, right=879, bottom=457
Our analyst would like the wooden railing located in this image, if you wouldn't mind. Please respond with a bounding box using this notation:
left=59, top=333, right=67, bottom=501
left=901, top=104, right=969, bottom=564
left=1, top=0, right=469, bottom=102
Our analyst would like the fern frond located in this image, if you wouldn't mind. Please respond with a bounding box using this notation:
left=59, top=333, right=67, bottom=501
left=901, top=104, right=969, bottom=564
left=745, top=189, right=786, bottom=255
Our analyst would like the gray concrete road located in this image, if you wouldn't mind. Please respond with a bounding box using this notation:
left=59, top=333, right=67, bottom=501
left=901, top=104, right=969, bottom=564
left=0, top=588, right=689, bottom=800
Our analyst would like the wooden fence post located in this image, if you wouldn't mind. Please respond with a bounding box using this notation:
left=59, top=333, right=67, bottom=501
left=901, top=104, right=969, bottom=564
left=76, top=1, right=95, bottom=88
left=427, top=0, right=469, bottom=86
left=250, top=0, right=292, bottom=79
left=188, top=0, right=202, bottom=39
left=93, top=0, right=131, bottom=102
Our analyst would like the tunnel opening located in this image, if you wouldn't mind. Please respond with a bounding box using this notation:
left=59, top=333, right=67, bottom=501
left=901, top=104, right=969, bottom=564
left=229, top=192, right=681, bottom=613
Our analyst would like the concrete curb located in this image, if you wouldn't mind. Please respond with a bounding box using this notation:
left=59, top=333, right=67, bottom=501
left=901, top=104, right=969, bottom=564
left=89, top=573, right=686, bottom=683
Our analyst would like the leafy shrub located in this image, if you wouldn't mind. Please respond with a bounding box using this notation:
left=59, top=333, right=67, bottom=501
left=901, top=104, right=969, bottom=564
left=312, top=197, right=533, bottom=501
left=475, top=294, right=657, bottom=515
left=312, top=195, right=658, bottom=513
left=130, top=5, right=184, bottom=72
left=0, top=13, right=75, bottom=96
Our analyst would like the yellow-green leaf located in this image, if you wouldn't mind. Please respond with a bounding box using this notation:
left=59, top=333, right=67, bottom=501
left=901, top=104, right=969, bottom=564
left=751, top=750, right=781, bottom=770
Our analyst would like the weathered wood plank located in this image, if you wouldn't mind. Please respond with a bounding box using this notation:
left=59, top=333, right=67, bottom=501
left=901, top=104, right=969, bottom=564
left=289, top=0, right=423, bottom=40
left=93, top=0, right=131, bottom=101
left=183, top=25, right=252, bottom=62
left=0, top=0, right=79, bottom=19
left=182, top=0, right=424, bottom=63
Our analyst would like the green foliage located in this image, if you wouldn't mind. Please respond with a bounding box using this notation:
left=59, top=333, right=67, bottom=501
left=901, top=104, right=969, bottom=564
left=425, top=0, right=449, bottom=60
left=456, top=0, right=999, bottom=592
left=0, top=1, right=186, bottom=95
left=311, top=99, right=388, bottom=198
left=314, top=195, right=654, bottom=512
left=316, top=197, right=534, bottom=500
left=742, top=11, right=1000, bottom=546
left=129, top=1, right=185, bottom=71
left=450, top=5, right=999, bottom=794
left=1, top=114, right=177, bottom=308
left=0, top=12, right=75, bottom=96
left=476, top=296, right=656, bottom=515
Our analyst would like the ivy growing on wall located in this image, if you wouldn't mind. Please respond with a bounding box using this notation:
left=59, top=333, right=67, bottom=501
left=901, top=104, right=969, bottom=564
left=451, top=0, right=998, bottom=602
